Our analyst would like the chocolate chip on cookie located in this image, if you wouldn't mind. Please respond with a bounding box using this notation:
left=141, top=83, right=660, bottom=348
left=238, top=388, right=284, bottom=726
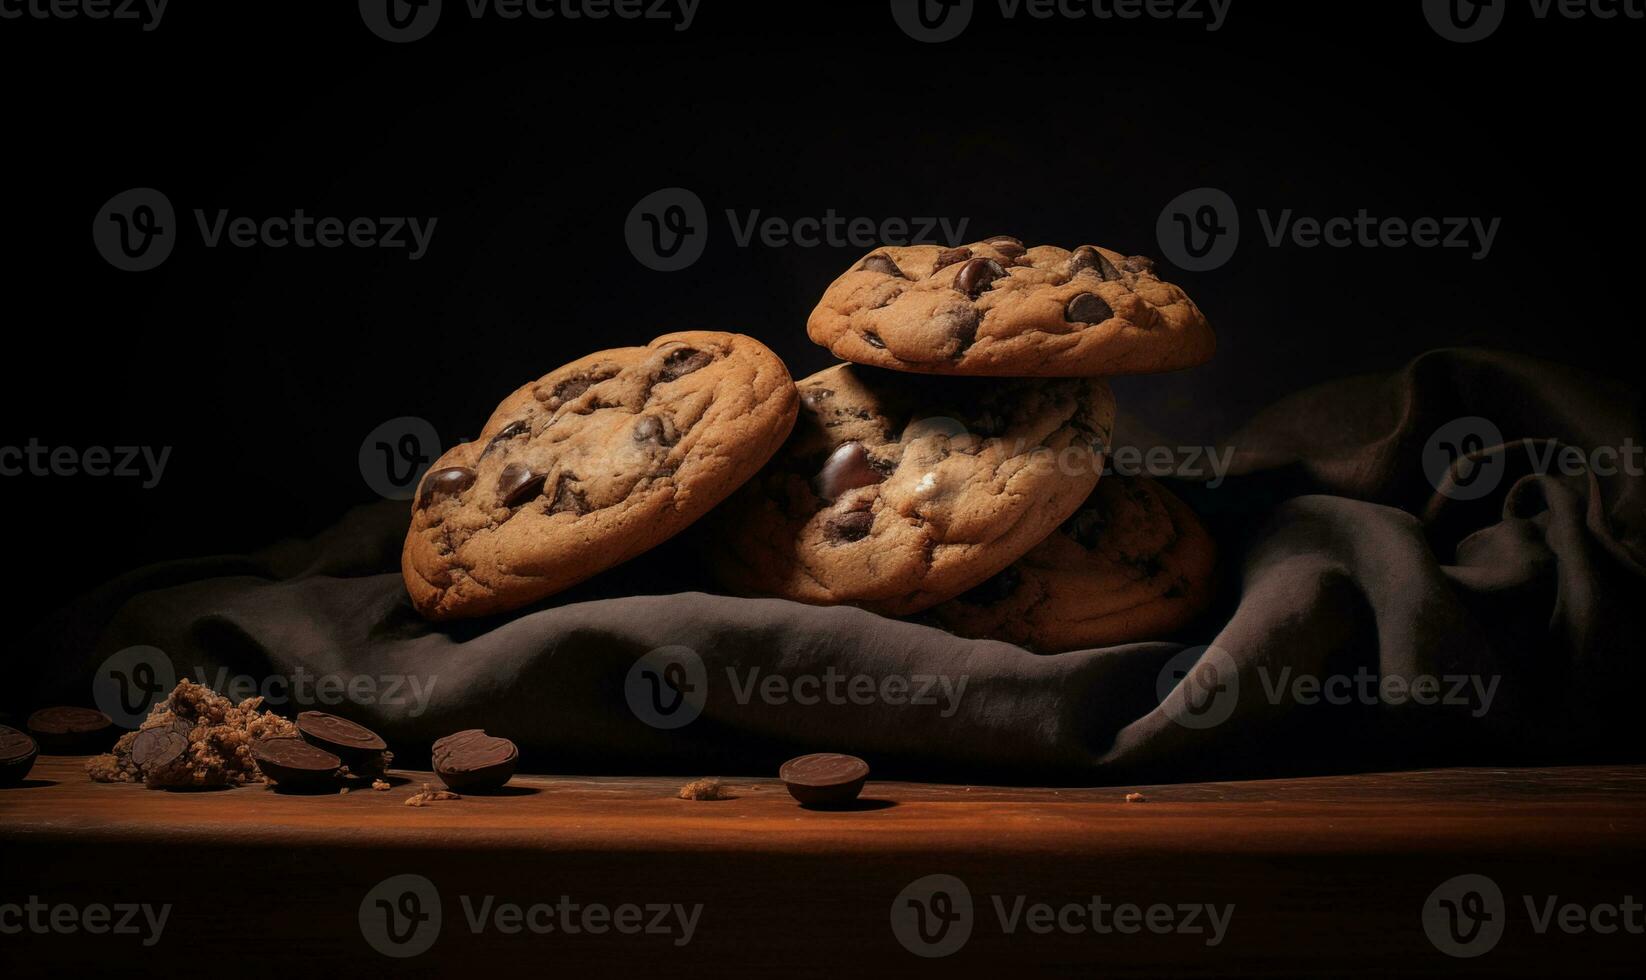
left=708, top=364, right=1115, bottom=616
left=402, top=332, right=799, bottom=621
left=930, top=476, right=1217, bottom=652
left=807, top=239, right=1214, bottom=377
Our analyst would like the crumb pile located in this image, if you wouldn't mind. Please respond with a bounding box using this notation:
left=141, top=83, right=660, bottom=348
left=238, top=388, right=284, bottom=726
left=678, top=777, right=731, bottom=801
left=87, top=679, right=297, bottom=788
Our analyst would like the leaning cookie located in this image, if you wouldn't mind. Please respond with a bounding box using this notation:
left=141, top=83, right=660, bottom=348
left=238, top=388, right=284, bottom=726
left=931, top=476, right=1216, bottom=652
left=708, top=363, right=1115, bottom=616
left=806, top=237, right=1213, bottom=377
left=403, top=332, right=799, bottom=620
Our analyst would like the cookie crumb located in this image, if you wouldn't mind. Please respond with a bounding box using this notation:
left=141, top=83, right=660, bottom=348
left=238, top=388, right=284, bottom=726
left=86, top=679, right=297, bottom=789
left=404, top=782, right=461, bottom=807
left=339, top=787, right=350, bottom=795
left=1124, top=792, right=1147, bottom=803
left=678, top=777, right=731, bottom=801
left=372, top=779, right=391, bottom=791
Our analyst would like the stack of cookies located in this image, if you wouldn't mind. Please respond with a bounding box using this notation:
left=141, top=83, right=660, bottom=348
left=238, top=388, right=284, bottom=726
left=401, top=237, right=1217, bottom=651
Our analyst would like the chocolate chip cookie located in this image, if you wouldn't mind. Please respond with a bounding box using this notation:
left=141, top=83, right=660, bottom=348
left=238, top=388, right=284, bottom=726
left=708, top=363, right=1115, bottom=615
left=403, top=332, right=798, bottom=620
left=932, top=476, right=1216, bottom=652
left=806, top=237, right=1213, bottom=376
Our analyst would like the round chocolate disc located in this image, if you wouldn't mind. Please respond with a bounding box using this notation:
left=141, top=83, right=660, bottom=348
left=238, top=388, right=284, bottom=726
left=779, top=753, right=870, bottom=807
left=432, top=729, right=518, bottom=791
left=297, top=711, right=387, bottom=755
left=26, top=706, right=115, bottom=753
left=0, top=725, right=39, bottom=786
left=131, top=729, right=188, bottom=772
left=252, top=736, right=342, bottom=789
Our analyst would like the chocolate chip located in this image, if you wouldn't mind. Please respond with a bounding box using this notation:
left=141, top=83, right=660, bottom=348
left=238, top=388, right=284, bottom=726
left=954, top=257, right=1007, bottom=298
left=1065, top=293, right=1115, bottom=324
left=859, top=253, right=906, bottom=278
left=659, top=347, right=713, bottom=381
left=297, top=710, right=387, bottom=770
left=0, top=725, right=39, bottom=786
left=131, top=728, right=187, bottom=772
left=479, top=420, right=531, bottom=461
left=811, top=442, right=886, bottom=501
left=956, top=565, right=1023, bottom=606
left=548, top=478, right=587, bottom=516
left=985, top=236, right=1026, bottom=258
left=932, top=247, right=971, bottom=273
left=823, top=510, right=875, bottom=544
left=416, top=466, right=476, bottom=510
left=26, top=706, right=114, bottom=753
left=252, top=736, right=342, bottom=791
left=550, top=375, right=594, bottom=405
left=432, top=730, right=518, bottom=792
left=1069, top=245, right=1123, bottom=281
left=1063, top=508, right=1108, bottom=549
left=803, top=387, right=834, bottom=410
left=498, top=462, right=546, bottom=507
left=1123, top=255, right=1155, bottom=273
left=863, top=330, right=886, bottom=349
left=779, top=753, right=870, bottom=807
left=936, top=305, right=980, bottom=356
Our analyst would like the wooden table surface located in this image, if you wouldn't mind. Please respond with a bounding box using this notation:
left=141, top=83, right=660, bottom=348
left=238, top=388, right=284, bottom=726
left=4, top=758, right=1644, bottom=977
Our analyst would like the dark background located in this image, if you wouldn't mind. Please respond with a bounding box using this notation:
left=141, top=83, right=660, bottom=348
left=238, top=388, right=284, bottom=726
left=2, top=0, right=1639, bottom=633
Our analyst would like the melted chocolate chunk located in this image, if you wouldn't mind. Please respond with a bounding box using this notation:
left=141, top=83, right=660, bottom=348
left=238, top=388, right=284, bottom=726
left=417, top=466, right=476, bottom=510
left=498, top=462, right=546, bottom=507
left=985, top=236, right=1026, bottom=259
left=859, top=253, right=906, bottom=278
left=549, top=375, right=594, bottom=405
left=932, top=247, right=972, bottom=273
left=824, top=510, right=875, bottom=544
left=803, top=387, right=835, bottom=410
left=1065, top=293, right=1115, bottom=324
left=659, top=347, right=713, bottom=381
left=863, top=330, right=887, bottom=349
left=954, top=257, right=1007, bottom=298
left=548, top=478, right=588, bottom=516
left=1123, top=255, right=1155, bottom=273
left=1063, top=508, right=1108, bottom=549
left=811, top=441, right=885, bottom=501
left=1069, top=245, right=1123, bottom=281
left=479, top=420, right=531, bottom=461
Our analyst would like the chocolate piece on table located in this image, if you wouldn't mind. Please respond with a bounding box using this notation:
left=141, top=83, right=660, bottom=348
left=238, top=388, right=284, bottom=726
left=0, top=724, right=39, bottom=785
left=252, top=736, right=342, bottom=791
left=130, top=728, right=187, bottom=773
left=296, top=710, right=388, bottom=770
left=431, top=729, right=518, bottom=792
left=779, top=752, right=870, bottom=807
left=26, top=706, right=115, bottom=753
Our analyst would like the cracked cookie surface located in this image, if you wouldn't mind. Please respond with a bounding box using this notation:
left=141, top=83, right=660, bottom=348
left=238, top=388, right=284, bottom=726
left=932, top=476, right=1216, bottom=651
left=807, top=237, right=1213, bottom=377
left=708, top=363, right=1115, bottom=616
left=403, top=331, right=798, bottom=620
